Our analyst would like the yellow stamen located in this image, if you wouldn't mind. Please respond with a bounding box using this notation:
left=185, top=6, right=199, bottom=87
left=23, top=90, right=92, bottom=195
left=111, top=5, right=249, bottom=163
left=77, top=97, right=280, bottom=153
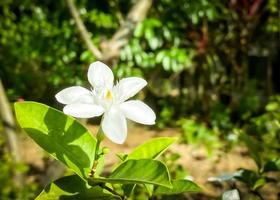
left=105, top=89, right=113, bottom=100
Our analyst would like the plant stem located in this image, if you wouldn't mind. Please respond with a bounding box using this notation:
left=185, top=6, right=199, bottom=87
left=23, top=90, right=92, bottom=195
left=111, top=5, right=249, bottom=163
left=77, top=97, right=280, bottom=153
left=89, top=128, right=104, bottom=177
left=100, top=184, right=126, bottom=200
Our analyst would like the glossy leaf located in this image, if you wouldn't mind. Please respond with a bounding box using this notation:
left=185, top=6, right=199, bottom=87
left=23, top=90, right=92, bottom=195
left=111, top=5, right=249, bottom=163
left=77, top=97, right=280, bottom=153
left=252, top=178, right=266, bottom=190
left=263, top=159, right=280, bottom=172
left=126, top=137, right=177, bottom=160
left=154, top=179, right=201, bottom=195
left=122, top=184, right=136, bottom=197
left=123, top=137, right=176, bottom=196
left=234, top=169, right=258, bottom=189
left=14, top=101, right=97, bottom=179
left=95, top=154, right=105, bottom=176
left=36, top=175, right=120, bottom=200
left=144, top=184, right=154, bottom=197
left=89, top=159, right=172, bottom=188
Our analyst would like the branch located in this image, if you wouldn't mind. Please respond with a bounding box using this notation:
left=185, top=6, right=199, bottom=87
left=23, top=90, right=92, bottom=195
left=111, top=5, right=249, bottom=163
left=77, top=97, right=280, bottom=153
left=99, top=184, right=126, bottom=200
left=66, top=0, right=103, bottom=60
left=102, top=0, right=153, bottom=61
left=66, top=0, right=153, bottom=63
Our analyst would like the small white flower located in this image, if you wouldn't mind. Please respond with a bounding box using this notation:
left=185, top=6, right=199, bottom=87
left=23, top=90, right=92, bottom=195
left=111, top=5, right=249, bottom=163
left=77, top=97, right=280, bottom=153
left=55, top=61, right=156, bottom=144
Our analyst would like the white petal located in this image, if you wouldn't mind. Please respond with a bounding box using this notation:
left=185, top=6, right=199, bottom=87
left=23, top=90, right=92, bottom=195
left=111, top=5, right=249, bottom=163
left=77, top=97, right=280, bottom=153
left=55, top=86, right=91, bottom=104
left=120, top=100, right=156, bottom=125
left=113, top=77, right=147, bottom=103
left=75, top=94, right=95, bottom=104
left=87, top=61, right=114, bottom=89
left=101, top=107, right=127, bottom=144
left=63, top=103, right=104, bottom=118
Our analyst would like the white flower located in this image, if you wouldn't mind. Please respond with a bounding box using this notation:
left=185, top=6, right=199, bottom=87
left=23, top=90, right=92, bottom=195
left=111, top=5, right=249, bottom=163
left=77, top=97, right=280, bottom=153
left=55, top=61, right=156, bottom=144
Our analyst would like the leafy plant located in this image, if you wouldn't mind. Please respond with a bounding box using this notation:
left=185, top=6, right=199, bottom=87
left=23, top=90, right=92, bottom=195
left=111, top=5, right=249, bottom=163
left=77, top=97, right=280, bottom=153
left=208, top=96, right=280, bottom=199
left=14, top=101, right=201, bottom=199
left=179, top=118, right=221, bottom=156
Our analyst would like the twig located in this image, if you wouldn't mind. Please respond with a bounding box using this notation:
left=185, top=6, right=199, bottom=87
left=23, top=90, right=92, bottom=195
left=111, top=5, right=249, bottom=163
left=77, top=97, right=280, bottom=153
left=99, top=183, right=126, bottom=200
left=102, top=0, right=153, bottom=61
left=66, top=0, right=152, bottom=64
left=89, top=128, right=104, bottom=177
left=66, top=0, right=103, bottom=59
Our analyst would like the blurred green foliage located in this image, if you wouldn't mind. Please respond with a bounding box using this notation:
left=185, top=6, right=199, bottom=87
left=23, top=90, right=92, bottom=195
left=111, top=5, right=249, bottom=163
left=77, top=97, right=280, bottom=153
left=1, top=0, right=278, bottom=110
left=241, top=95, right=280, bottom=167
left=179, top=118, right=222, bottom=156
left=235, top=96, right=280, bottom=196
left=0, top=134, right=38, bottom=200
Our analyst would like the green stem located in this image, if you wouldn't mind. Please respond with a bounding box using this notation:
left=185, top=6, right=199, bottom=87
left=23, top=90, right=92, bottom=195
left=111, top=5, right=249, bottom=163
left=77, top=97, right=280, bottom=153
left=95, top=128, right=104, bottom=160
left=89, top=128, right=104, bottom=177
left=99, top=184, right=126, bottom=200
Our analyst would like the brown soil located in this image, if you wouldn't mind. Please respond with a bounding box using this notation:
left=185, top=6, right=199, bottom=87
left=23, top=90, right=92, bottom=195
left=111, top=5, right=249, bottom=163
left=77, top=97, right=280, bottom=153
left=19, top=124, right=279, bottom=200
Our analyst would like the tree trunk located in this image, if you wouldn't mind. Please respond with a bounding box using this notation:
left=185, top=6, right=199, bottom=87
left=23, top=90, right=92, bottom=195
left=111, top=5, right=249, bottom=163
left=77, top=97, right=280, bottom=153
left=0, top=79, right=23, bottom=187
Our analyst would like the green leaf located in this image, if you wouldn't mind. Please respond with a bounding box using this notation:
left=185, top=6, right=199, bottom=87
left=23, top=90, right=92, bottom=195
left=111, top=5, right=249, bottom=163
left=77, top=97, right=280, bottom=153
left=123, top=138, right=176, bottom=197
left=234, top=169, right=258, bottom=189
left=126, top=137, right=176, bottom=160
left=116, top=153, right=128, bottom=161
left=144, top=184, right=154, bottom=197
left=253, top=178, right=266, bottom=190
left=89, top=159, right=172, bottom=188
left=36, top=175, right=120, bottom=200
left=14, top=101, right=97, bottom=179
left=263, top=159, right=280, bottom=172
left=154, top=180, right=201, bottom=195
left=122, top=184, right=135, bottom=197
left=95, top=153, right=105, bottom=176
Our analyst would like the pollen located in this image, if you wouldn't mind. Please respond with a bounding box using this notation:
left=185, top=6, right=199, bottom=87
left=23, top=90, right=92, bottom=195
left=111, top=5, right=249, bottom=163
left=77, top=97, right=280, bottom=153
left=105, top=89, right=113, bottom=100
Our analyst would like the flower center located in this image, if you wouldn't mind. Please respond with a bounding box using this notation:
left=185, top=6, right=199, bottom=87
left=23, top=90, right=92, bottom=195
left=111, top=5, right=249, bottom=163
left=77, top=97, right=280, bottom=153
left=105, top=89, right=113, bottom=100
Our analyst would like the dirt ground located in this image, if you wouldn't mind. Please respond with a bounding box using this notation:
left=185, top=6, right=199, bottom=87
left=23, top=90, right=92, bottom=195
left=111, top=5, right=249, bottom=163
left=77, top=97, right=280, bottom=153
left=20, top=124, right=279, bottom=199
